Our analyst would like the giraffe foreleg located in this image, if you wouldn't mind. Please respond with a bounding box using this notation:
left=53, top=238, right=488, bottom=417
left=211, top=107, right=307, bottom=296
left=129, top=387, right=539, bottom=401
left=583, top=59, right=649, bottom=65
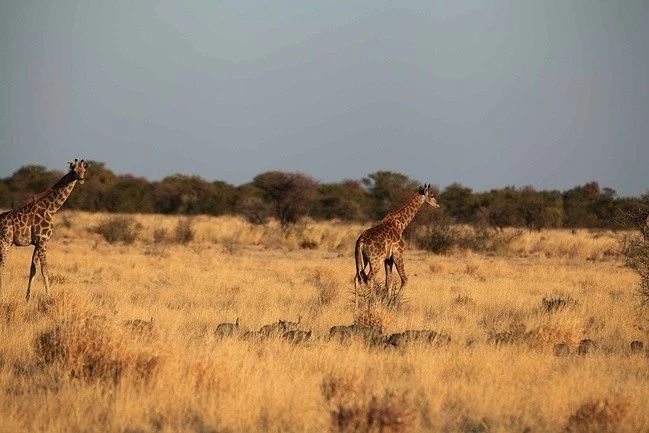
left=26, top=247, right=39, bottom=302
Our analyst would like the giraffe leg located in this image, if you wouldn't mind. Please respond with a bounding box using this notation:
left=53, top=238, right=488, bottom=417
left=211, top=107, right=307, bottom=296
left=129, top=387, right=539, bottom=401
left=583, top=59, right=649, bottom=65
left=37, top=246, right=50, bottom=294
left=26, top=247, right=39, bottom=302
left=384, top=257, right=394, bottom=302
left=366, top=258, right=382, bottom=301
left=354, top=254, right=368, bottom=310
left=0, top=242, right=7, bottom=295
left=392, top=253, right=408, bottom=306
left=354, top=274, right=359, bottom=310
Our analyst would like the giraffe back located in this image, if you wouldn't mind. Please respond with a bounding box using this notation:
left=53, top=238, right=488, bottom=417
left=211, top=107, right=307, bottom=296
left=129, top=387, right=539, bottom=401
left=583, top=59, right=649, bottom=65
left=358, top=222, right=402, bottom=260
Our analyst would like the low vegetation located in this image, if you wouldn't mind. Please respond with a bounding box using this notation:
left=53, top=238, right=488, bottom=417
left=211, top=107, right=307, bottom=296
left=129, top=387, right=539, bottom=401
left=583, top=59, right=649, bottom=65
left=95, top=215, right=141, bottom=244
left=0, top=211, right=647, bottom=432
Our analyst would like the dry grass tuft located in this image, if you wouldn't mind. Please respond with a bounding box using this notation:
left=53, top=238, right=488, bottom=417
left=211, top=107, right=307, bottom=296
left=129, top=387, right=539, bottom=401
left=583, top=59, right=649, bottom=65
left=354, top=306, right=392, bottom=333
left=542, top=296, right=578, bottom=313
left=528, top=324, right=583, bottom=350
left=322, top=375, right=415, bottom=433
left=312, top=269, right=339, bottom=306
left=329, top=390, right=415, bottom=433
left=34, top=315, right=162, bottom=385
left=566, top=398, right=631, bottom=433
left=321, top=372, right=362, bottom=403
left=0, top=300, right=18, bottom=324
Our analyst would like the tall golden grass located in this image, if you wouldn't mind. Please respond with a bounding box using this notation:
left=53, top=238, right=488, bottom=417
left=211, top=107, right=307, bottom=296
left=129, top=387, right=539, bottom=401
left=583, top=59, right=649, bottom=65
left=0, top=211, right=646, bottom=433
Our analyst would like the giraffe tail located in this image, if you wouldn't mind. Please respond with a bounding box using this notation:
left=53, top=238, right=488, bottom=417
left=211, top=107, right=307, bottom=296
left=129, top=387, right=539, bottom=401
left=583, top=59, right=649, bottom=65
left=354, top=238, right=368, bottom=284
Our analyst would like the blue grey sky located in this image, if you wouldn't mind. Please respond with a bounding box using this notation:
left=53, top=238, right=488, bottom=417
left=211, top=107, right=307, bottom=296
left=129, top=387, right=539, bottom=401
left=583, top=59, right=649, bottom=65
left=1, top=1, right=648, bottom=195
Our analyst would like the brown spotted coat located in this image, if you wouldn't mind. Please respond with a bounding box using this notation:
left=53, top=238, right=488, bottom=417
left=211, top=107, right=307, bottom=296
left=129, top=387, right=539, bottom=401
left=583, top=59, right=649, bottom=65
left=354, top=184, right=439, bottom=306
left=0, top=159, right=88, bottom=300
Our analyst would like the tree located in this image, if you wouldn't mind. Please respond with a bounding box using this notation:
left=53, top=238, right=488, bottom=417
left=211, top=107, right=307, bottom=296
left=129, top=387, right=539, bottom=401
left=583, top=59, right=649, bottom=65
left=64, top=161, right=118, bottom=211
left=105, top=175, right=155, bottom=213
left=253, top=171, right=319, bottom=226
left=315, top=180, right=370, bottom=221
left=563, top=182, right=604, bottom=228
left=439, top=183, right=478, bottom=223
left=0, top=181, right=11, bottom=209
left=362, top=171, right=419, bottom=220
left=152, top=175, right=231, bottom=215
left=4, top=165, right=62, bottom=207
left=235, top=183, right=272, bottom=224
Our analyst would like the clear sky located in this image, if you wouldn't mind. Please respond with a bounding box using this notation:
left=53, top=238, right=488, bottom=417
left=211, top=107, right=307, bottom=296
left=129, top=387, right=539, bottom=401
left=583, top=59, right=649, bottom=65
left=1, top=1, right=648, bottom=195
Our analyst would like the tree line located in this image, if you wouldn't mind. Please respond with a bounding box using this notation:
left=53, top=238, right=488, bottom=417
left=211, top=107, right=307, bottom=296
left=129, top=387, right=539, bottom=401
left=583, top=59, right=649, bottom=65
left=0, top=162, right=645, bottom=230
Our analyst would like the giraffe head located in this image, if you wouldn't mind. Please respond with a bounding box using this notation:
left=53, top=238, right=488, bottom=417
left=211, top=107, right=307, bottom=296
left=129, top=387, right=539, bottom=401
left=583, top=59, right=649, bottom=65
left=418, top=184, right=440, bottom=208
left=67, top=159, right=90, bottom=184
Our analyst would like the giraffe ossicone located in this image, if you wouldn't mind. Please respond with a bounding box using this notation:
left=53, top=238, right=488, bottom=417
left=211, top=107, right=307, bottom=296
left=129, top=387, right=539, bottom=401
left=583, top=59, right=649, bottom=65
left=0, top=159, right=89, bottom=301
left=354, top=184, right=440, bottom=308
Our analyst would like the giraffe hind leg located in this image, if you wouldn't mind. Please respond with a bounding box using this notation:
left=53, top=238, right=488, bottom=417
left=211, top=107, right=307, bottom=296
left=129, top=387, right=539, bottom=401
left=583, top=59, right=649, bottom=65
left=37, top=247, right=50, bottom=294
left=0, top=242, right=7, bottom=295
left=365, top=258, right=383, bottom=302
left=25, top=247, right=39, bottom=302
left=384, top=257, right=394, bottom=302
left=390, top=254, right=408, bottom=307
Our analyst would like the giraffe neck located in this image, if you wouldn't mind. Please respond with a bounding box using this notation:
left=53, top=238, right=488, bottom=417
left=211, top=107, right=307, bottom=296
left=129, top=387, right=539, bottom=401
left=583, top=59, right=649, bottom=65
left=384, top=193, right=424, bottom=233
left=37, top=172, right=77, bottom=214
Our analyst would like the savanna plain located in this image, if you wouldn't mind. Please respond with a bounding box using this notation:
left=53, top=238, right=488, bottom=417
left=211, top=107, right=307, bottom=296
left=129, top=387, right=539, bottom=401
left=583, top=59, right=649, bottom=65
left=0, top=212, right=647, bottom=433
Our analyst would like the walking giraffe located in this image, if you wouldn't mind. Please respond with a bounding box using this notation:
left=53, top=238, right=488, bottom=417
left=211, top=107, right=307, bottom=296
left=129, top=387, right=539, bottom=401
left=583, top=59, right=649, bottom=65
left=0, top=159, right=89, bottom=301
left=354, top=184, right=440, bottom=307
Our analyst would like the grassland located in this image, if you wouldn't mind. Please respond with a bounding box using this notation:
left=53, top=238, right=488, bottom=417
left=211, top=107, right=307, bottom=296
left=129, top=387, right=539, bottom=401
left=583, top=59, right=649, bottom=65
left=0, top=211, right=647, bottom=433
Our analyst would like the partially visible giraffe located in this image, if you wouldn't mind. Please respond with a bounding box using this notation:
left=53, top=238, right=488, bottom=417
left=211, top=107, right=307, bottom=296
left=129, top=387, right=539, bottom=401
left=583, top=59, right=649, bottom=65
left=354, top=184, right=440, bottom=307
left=0, top=159, right=89, bottom=301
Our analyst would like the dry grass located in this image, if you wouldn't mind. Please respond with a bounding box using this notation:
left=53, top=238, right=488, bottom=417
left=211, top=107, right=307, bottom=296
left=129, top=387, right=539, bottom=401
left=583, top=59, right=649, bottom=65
left=0, top=211, right=647, bottom=433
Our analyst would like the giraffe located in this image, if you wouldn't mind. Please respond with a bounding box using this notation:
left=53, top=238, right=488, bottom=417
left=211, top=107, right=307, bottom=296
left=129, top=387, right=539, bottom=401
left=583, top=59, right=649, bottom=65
left=354, top=184, right=439, bottom=307
left=0, top=159, right=89, bottom=301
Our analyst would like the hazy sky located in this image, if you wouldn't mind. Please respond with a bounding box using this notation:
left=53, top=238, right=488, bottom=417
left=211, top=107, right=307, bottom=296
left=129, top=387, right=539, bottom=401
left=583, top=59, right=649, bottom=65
left=1, top=1, right=648, bottom=195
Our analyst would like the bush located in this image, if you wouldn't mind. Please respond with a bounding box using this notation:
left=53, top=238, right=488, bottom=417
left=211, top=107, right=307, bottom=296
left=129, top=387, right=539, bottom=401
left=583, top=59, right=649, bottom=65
left=96, top=216, right=141, bottom=244
left=419, top=220, right=463, bottom=254
left=237, top=195, right=271, bottom=225
left=416, top=218, right=523, bottom=255
left=174, top=218, right=195, bottom=244
left=620, top=202, right=649, bottom=322
left=623, top=235, right=649, bottom=307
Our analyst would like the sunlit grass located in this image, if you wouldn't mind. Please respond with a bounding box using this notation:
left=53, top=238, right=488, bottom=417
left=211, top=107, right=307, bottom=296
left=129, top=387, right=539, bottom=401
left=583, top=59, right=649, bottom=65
left=0, top=211, right=646, bottom=433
